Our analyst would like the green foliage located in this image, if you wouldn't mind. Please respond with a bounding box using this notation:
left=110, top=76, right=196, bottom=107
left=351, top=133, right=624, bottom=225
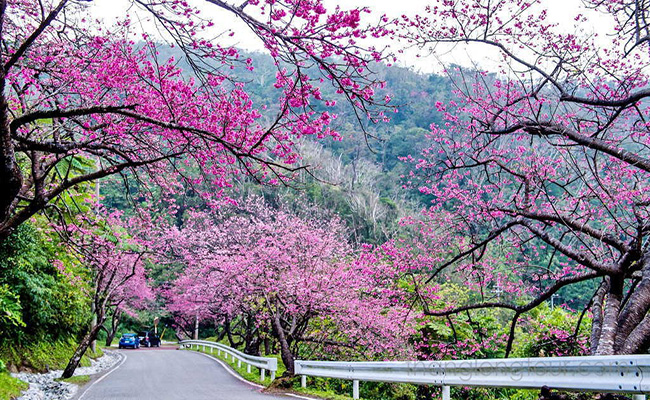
left=0, top=286, right=24, bottom=336
left=187, top=344, right=420, bottom=400
left=415, top=283, right=510, bottom=361
left=55, top=374, right=90, bottom=385
left=183, top=346, right=281, bottom=386
left=293, top=386, right=352, bottom=400
left=514, top=304, right=591, bottom=358
left=0, top=337, right=100, bottom=372
left=0, top=371, right=28, bottom=400
left=0, top=223, right=89, bottom=343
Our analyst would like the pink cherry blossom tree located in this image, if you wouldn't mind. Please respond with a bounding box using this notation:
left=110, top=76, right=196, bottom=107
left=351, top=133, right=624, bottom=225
left=0, top=0, right=392, bottom=240
left=60, top=211, right=152, bottom=378
left=400, top=0, right=650, bottom=355
left=163, top=198, right=414, bottom=375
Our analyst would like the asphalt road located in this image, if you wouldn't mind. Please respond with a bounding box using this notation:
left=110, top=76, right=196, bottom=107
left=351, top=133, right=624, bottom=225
left=78, top=348, right=292, bottom=400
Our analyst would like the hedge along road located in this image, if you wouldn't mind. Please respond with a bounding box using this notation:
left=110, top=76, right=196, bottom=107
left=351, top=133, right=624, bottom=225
left=76, top=348, right=294, bottom=400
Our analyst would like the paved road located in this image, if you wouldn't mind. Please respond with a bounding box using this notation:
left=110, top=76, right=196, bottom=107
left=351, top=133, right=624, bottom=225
left=78, top=348, right=291, bottom=400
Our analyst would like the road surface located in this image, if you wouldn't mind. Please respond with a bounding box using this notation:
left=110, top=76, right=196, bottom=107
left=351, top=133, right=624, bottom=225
left=78, top=348, right=291, bottom=400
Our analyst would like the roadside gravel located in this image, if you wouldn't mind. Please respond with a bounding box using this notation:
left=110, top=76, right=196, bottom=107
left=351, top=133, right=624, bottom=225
left=12, top=350, right=122, bottom=400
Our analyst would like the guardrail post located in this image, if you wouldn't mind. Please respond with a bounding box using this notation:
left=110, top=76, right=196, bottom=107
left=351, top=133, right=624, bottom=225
left=210, top=347, right=213, bottom=354
left=247, top=364, right=251, bottom=373
left=352, top=380, right=359, bottom=400
left=238, top=359, right=241, bottom=368
left=301, top=375, right=307, bottom=388
left=202, top=345, right=205, bottom=351
left=442, top=385, right=450, bottom=400
left=261, top=368, right=266, bottom=381
left=270, top=371, right=275, bottom=381
left=217, top=349, right=221, bottom=356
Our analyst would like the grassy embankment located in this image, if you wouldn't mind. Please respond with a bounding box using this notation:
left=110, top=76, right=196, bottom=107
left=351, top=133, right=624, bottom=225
left=0, top=369, right=28, bottom=400
left=183, top=339, right=352, bottom=400
left=55, top=374, right=91, bottom=385
left=0, top=338, right=103, bottom=399
left=183, top=341, right=550, bottom=400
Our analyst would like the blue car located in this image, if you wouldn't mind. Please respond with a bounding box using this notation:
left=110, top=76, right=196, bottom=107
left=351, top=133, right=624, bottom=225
left=118, top=333, right=140, bottom=349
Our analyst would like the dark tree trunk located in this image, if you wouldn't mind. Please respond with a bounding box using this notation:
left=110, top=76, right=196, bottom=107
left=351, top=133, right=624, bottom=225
left=105, top=310, right=122, bottom=347
left=621, top=317, right=650, bottom=354
left=271, top=312, right=294, bottom=375
left=588, top=253, right=650, bottom=355
left=193, top=314, right=199, bottom=340
left=215, top=321, right=227, bottom=342
left=224, top=318, right=238, bottom=348
left=0, top=25, right=23, bottom=240
left=243, top=315, right=260, bottom=355
left=614, top=254, right=650, bottom=353
left=62, top=321, right=104, bottom=378
left=244, top=335, right=261, bottom=356
left=264, top=336, right=271, bottom=355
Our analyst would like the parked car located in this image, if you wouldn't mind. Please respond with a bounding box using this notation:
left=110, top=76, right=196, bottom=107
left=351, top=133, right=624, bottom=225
left=118, top=333, right=140, bottom=349
left=137, top=331, right=161, bottom=347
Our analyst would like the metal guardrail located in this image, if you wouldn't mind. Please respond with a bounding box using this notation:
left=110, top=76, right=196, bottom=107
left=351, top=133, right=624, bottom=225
left=295, top=355, right=650, bottom=400
left=179, top=339, right=277, bottom=381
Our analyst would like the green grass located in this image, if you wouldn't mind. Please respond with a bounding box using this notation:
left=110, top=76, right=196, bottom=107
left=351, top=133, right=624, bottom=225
left=0, top=337, right=103, bottom=372
left=183, top=344, right=279, bottom=385
left=184, top=343, right=357, bottom=400
left=0, top=371, right=28, bottom=400
left=294, top=385, right=353, bottom=400
left=55, top=374, right=90, bottom=386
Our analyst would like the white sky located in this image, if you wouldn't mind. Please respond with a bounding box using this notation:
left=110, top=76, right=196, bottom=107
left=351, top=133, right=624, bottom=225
left=88, top=0, right=612, bottom=74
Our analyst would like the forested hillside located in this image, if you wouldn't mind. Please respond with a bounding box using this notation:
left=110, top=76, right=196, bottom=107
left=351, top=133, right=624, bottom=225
left=2, top=1, right=648, bottom=400
left=103, top=48, right=451, bottom=244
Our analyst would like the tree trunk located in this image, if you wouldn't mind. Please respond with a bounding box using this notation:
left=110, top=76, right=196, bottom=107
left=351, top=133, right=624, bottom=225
left=62, top=321, right=104, bottom=379
left=590, top=279, right=607, bottom=354
left=90, top=302, right=97, bottom=353
left=595, top=276, right=624, bottom=355
left=264, top=336, right=271, bottom=356
left=244, top=335, right=261, bottom=356
left=614, top=255, right=650, bottom=352
left=193, top=313, right=199, bottom=340
left=0, top=19, right=23, bottom=240
left=224, top=318, right=238, bottom=348
left=243, top=315, right=260, bottom=355
left=215, top=321, right=227, bottom=342
left=621, top=316, right=650, bottom=354
left=271, top=312, right=294, bottom=375
left=105, top=310, right=122, bottom=347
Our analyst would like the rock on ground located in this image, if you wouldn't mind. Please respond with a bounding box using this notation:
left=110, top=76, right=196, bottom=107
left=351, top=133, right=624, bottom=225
left=12, top=350, right=121, bottom=400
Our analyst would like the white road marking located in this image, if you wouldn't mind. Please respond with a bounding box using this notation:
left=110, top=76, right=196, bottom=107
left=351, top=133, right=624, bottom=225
left=284, top=393, right=320, bottom=400
left=195, top=352, right=264, bottom=389
left=193, top=351, right=316, bottom=400
left=77, top=353, right=128, bottom=400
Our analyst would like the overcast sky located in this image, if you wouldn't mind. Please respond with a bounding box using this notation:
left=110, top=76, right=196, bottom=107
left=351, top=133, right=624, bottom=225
left=88, top=0, right=611, bottom=73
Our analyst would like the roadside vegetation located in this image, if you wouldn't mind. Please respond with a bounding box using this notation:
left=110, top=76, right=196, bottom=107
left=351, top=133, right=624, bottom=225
left=0, top=361, right=28, bottom=400
left=0, top=339, right=103, bottom=373
left=184, top=336, right=553, bottom=400
left=0, top=373, right=28, bottom=400
left=54, top=375, right=91, bottom=386
left=0, top=1, right=648, bottom=400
